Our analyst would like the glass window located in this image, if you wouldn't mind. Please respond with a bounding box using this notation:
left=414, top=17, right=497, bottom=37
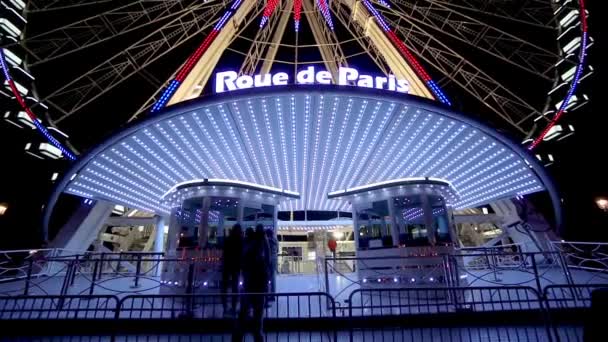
left=393, top=195, right=429, bottom=246
left=356, top=200, right=392, bottom=249
left=430, top=195, right=451, bottom=243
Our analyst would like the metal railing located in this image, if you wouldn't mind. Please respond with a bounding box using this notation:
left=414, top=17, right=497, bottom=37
left=347, top=286, right=543, bottom=316
left=323, top=251, right=580, bottom=297
left=118, top=292, right=336, bottom=319
left=550, top=241, right=608, bottom=272
left=0, top=249, right=606, bottom=301
left=0, top=294, right=118, bottom=319
left=0, top=284, right=606, bottom=341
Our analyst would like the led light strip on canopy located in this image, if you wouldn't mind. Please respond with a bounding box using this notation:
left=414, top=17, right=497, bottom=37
left=53, top=86, right=552, bottom=217
left=327, top=177, right=459, bottom=206
left=161, top=178, right=300, bottom=207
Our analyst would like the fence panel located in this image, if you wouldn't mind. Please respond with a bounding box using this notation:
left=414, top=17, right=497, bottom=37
left=118, top=292, right=336, bottom=320
left=0, top=295, right=119, bottom=319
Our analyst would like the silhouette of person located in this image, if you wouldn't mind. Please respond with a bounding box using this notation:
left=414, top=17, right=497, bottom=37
left=222, top=224, right=243, bottom=315
left=233, top=224, right=270, bottom=342
left=265, top=229, right=278, bottom=300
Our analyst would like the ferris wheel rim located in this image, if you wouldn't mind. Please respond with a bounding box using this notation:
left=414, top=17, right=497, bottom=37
left=9, top=0, right=584, bottom=151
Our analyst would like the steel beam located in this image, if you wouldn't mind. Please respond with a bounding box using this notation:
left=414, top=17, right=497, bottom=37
left=168, top=0, right=262, bottom=104
left=335, top=0, right=433, bottom=99
left=39, top=3, right=224, bottom=123
left=240, top=0, right=293, bottom=75
left=435, top=0, right=557, bottom=29
left=26, top=0, right=112, bottom=13
left=18, top=0, right=210, bottom=66
left=384, top=14, right=541, bottom=134
left=385, top=0, right=561, bottom=79
left=303, top=0, right=349, bottom=82
left=261, top=0, right=294, bottom=74
left=331, top=2, right=391, bottom=75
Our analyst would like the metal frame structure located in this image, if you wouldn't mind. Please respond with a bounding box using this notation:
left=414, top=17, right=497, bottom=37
left=1, top=0, right=588, bottom=147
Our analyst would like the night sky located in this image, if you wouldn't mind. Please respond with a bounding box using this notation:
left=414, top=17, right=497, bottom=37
left=0, top=1, right=605, bottom=248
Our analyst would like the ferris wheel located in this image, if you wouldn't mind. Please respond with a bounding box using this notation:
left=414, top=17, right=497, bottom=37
left=1, top=0, right=591, bottom=157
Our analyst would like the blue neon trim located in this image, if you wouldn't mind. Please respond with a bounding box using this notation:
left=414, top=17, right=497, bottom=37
left=0, top=49, right=77, bottom=160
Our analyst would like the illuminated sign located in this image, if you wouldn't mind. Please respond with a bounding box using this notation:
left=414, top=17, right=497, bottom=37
left=214, top=66, right=410, bottom=94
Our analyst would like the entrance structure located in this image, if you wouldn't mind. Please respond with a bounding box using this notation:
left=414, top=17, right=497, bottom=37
left=328, top=177, right=463, bottom=288
left=159, top=179, right=298, bottom=291
left=44, top=86, right=560, bottom=259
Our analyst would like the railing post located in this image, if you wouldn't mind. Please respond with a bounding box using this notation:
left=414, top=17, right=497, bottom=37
left=491, top=252, right=500, bottom=282
left=89, top=258, right=100, bottom=295
left=186, top=260, right=195, bottom=294
left=98, top=253, right=105, bottom=279
left=324, top=257, right=330, bottom=295
left=70, top=255, right=79, bottom=286
left=23, top=258, right=34, bottom=295
left=115, top=253, right=122, bottom=276
left=132, top=254, right=142, bottom=288
left=556, top=251, right=576, bottom=289
left=442, top=254, right=452, bottom=288
left=529, top=253, right=543, bottom=294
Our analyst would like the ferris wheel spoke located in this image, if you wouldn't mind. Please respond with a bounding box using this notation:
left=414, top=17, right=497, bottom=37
left=433, top=0, right=557, bottom=29
left=302, top=0, right=349, bottom=78
left=18, top=0, right=210, bottom=67
left=384, top=0, right=560, bottom=80
left=40, top=3, right=224, bottom=124
left=26, top=0, right=113, bottom=13
left=384, top=15, right=544, bottom=135
left=128, top=62, right=184, bottom=123
left=330, top=2, right=390, bottom=75
left=240, top=0, right=294, bottom=75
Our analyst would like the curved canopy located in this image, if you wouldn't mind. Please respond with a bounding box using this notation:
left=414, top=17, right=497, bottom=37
left=58, top=86, right=549, bottom=215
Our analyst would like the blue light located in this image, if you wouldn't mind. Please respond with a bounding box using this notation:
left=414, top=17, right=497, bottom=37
left=0, top=49, right=77, bottom=160
left=377, top=0, right=391, bottom=8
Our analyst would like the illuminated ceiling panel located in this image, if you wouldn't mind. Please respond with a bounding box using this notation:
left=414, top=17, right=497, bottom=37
left=61, top=87, right=547, bottom=215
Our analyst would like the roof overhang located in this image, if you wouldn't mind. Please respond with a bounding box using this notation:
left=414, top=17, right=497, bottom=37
left=44, top=85, right=560, bottom=237
left=161, top=178, right=300, bottom=207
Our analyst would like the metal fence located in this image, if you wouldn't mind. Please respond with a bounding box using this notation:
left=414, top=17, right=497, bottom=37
left=118, top=292, right=336, bottom=319
left=347, top=286, right=543, bottom=316
left=323, top=251, right=581, bottom=297
left=0, top=294, right=118, bottom=319
left=0, top=284, right=604, bottom=341
left=0, top=250, right=603, bottom=297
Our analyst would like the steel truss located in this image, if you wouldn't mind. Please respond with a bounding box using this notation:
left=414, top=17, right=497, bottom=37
left=18, top=0, right=207, bottom=66
left=130, top=0, right=267, bottom=118
left=302, top=0, right=349, bottom=81
left=17, top=0, right=574, bottom=140
left=240, top=0, right=294, bottom=75
left=384, top=14, right=541, bottom=134
left=386, top=0, right=562, bottom=80
left=40, top=2, right=225, bottom=123
left=26, top=0, right=112, bottom=13
left=436, top=0, right=558, bottom=29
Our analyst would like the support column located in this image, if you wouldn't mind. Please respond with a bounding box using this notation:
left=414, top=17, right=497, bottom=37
left=166, top=208, right=181, bottom=256
left=153, top=215, right=166, bottom=276
left=198, top=197, right=211, bottom=247
left=387, top=198, right=400, bottom=247
left=422, top=194, right=436, bottom=246
left=153, top=216, right=166, bottom=254
left=352, top=205, right=360, bottom=249
left=237, top=201, right=244, bottom=225
left=273, top=205, right=279, bottom=237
